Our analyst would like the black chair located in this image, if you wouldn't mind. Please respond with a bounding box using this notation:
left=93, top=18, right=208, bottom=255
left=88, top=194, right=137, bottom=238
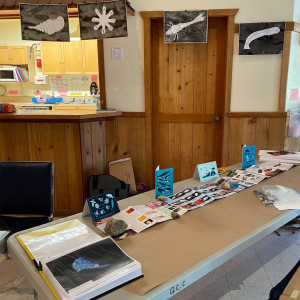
left=0, top=161, right=54, bottom=235
left=88, top=174, right=130, bottom=201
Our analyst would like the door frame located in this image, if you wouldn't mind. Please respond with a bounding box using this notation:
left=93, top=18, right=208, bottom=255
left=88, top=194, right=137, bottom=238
left=141, top=9, right=238, bottom=188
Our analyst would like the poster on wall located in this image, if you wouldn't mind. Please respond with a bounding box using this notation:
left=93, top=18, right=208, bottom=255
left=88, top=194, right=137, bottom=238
left=19, top=4, right=70, bottom=42
left=164, top=10, right=208, bottom=44
left=239, top=22, right=285, bottom=55
left=78, top=0, right=127, bottom=40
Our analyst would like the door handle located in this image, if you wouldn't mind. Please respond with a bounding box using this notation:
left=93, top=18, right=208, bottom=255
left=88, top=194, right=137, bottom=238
left=214, top=115, right=221, bottom=122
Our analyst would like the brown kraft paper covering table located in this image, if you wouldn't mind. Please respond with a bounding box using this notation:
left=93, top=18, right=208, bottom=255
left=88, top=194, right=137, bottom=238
left=7, top=164, right=300, bottom=299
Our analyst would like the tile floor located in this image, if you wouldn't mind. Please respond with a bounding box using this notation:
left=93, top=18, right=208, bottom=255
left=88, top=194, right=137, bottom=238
left=0, top=226, right=299, bottom=300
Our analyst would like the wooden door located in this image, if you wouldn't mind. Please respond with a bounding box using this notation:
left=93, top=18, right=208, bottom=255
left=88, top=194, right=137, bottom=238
left=0, top=47, right=10, bottom=64
left=62, top=41, right=84, bottom=74
left=82, top=40, right=99, bottom=74
left=41, top=42, right=62, bottom=74
left=10, top=46, right=28, bottom=64
left=151, top=17, right=227, bottom=182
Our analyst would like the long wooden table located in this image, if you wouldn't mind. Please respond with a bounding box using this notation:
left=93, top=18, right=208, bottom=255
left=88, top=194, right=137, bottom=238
left=0, top=110, right=121, bottom=215
left=7, top=164, right=300, bottom=299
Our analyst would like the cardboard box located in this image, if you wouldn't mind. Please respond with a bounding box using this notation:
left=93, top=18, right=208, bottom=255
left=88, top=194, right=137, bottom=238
left=109, top=158, right=137, bottom=194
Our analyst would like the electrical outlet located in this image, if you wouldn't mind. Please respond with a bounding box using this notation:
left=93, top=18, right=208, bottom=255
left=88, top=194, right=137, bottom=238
left=112, top=48, right=124, bottom=59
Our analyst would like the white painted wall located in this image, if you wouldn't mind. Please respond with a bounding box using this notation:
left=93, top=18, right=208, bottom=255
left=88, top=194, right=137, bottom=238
left=0, top=1, right=296, bottom=112
left=294, top=0, right=300, bottom=21
left=285, top=32, right=300, bottom=110
left=103, top=0, right=295, bottom=111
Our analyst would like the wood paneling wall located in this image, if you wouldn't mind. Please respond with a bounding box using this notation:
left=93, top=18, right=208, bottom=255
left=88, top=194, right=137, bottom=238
left=0, top=121, right=106, bottom=216
left=225, top=113, right=286, bottom=166
left=106, top=114, right=147, bottom=186
left=106, top=113, right=287, bottom=189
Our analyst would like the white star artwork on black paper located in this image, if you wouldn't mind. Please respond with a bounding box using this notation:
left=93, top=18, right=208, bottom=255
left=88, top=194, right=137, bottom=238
left=78, top=0, right=127, bottom=40
left=92, top=6, right=116, bottom=34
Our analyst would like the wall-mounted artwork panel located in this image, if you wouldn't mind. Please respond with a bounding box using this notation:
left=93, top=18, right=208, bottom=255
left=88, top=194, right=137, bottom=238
left=20, top=4, right=70, bottom=42
left=239, top=22, right=285, bottom=55
left=164, top=10, right=208, bottom=44
left=78, top=0, right=127, bottom=40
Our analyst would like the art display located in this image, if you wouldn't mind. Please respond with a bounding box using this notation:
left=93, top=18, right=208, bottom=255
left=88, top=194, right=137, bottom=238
left=19, top=4, right=70, bottom=42
left=194, top=161, right=219, bottom=182
left=78, top=0, right=128, bottom=40
left=155, top=167, right=174, bottom=198
left=87, top=192, right=120, bottom=223
left=239, top=22, right=285, bottom=55
left=164, top=10, right=208, bottom=43
left=242, top=145, right=256, bottom=169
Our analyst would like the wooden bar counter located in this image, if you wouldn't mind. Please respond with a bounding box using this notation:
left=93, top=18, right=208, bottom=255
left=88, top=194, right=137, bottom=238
left=0, top=110, right=122, bottom=216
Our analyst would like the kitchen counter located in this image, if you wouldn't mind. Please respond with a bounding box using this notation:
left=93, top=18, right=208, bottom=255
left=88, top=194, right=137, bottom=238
left=0, top=109, right=121, bottom=122
left=0, top=109, right=122, bottom=216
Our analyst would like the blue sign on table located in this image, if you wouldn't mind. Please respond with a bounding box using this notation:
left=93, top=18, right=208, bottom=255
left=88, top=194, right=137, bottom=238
left=87, top=191, right=119, bottom=223
left=242, top=145, right=256, bottom=169
left=155, top=168, right=173, bottom=198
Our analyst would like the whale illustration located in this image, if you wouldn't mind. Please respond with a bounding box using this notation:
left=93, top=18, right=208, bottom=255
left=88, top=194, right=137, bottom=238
left=244, top=26, right=280, bottom=50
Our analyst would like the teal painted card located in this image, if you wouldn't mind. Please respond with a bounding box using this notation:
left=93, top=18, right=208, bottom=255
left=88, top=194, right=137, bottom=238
left=196, top=161, right=219, bottom=182
left=242, top=145, right=256, bottom=169
left=155, top=168, right=173, bottom=198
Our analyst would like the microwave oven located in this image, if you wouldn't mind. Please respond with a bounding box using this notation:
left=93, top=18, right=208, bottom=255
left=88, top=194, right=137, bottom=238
left=0, top=67, right=18, bottom=82
left=0, top=67, right=28, bottom=82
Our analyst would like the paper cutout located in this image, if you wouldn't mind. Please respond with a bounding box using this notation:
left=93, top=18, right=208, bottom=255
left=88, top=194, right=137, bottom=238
left=155, top=168, right=173, bottom=198
left=194, top=161, right=219, bottom=182
left=242, top=145, right=256, bottom=169
left=84, top=192, right=120, bottom=223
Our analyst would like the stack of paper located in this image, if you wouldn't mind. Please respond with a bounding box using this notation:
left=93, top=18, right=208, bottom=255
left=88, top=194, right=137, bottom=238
left=259, top=150, right=300, bottom=164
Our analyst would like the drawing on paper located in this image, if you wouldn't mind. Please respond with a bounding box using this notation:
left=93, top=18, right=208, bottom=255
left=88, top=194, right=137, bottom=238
left=20, top=4, right=70, bottom=41
left=239, top=22, right=285, bottom=55
left=78, top=0, right=127, bottom=40
left=92, top=7, right=116, bottom=34
left=164, top=10, right=208, bottom=43
left=244, top=27, right=280, bottom=49
left=28, top=16, right=65, bottom=35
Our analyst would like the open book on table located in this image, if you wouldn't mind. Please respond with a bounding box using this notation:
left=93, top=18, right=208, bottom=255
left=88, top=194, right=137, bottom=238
left=16, top=219, right=142, bottom=300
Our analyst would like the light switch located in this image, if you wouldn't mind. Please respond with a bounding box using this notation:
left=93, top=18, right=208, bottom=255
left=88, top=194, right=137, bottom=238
left=112, top=48, right=124, bottom=59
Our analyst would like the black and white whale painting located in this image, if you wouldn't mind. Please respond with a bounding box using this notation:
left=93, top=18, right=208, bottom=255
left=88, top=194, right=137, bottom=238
left=78, top=0, right=127, bottom=40
left=164, top=10, right=208, bottom=44
left=239, top=22, right=285, bottom=55
left=20, top=4, right=70, bottom=42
